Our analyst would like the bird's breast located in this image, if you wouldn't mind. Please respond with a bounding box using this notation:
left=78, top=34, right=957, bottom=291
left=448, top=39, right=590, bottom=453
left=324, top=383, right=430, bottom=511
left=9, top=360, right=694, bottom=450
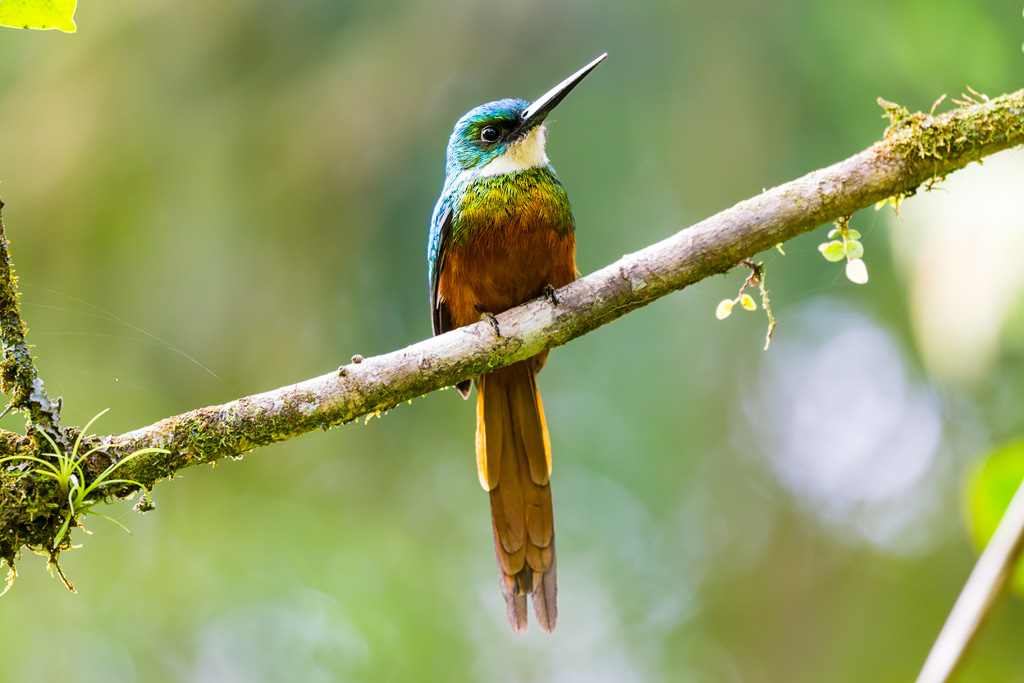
left=440, top=169, right=577, bottom=327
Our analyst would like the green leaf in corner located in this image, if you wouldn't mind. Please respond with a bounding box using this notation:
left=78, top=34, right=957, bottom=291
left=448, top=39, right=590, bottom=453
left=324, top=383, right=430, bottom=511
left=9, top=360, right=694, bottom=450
left=0, top=0, right=77, bottom=32
left=964, top=441, right=1024, bottom=596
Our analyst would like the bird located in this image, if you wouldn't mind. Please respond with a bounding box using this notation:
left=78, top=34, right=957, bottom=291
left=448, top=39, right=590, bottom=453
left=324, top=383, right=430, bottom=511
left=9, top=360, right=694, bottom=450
left=427, top=53, right=607, bottom=633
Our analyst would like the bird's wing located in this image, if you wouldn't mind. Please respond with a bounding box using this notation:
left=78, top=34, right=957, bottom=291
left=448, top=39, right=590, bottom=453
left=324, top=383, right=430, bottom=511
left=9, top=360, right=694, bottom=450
left=427, top=199, right=454, bottom=337
left=428, top=197, right=472, bottom=398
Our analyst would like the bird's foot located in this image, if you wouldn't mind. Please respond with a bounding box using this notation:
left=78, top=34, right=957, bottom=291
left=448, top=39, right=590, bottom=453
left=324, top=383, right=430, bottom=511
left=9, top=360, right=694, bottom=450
left=480, top=312, right=502, bottom=338
left=542, top=284, right=559, bottom=306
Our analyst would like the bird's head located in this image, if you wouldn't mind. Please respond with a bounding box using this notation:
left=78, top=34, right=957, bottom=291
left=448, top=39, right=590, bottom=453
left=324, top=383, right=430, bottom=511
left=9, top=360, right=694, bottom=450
left=443, top=53, right=607, bottom=179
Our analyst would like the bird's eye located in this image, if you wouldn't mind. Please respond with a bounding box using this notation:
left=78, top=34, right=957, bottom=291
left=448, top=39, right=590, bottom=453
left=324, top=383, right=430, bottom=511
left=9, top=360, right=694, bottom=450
left=480, top=126, right=500, bottom=143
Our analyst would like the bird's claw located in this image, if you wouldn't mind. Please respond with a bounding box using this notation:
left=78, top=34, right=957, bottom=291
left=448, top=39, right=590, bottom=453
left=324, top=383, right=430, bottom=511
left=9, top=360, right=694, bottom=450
left=542, top=284, right=559, bottom=306
left=480, top=312, right=502, bottom=338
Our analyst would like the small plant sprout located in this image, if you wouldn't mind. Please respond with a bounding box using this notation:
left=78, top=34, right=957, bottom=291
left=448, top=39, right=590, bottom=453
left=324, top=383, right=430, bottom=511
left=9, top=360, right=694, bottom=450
left=819, top=216, right=869, bottom=284
left=0, top=409, right=168, bottom=592
left=952, top=85, right=990, bottom=107
left=715, top=259, right=777, bottom=350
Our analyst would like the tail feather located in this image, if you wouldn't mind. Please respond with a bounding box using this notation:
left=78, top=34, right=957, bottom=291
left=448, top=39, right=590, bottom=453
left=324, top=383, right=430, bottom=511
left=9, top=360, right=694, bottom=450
left=476, top=360, right=557, bottom=633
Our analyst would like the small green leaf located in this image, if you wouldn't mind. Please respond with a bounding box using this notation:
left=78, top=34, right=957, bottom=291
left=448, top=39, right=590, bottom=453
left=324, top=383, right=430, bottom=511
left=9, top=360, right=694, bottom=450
left=828, top=227, right=841, bottom=239
left=715, top=299, right=734, bottom=319
left=819, top=241, right=846, bottom=262
left=0, top=0, right=77, bottom=32
left=845, top=240, right=865, bottom=260
left=740, top=294, right=757, bottom=311
left=846, top=229, right=862, bottom=240
left=965, top=442, right=1024, bottom=595
left=845, top=258, right=869, bottom=284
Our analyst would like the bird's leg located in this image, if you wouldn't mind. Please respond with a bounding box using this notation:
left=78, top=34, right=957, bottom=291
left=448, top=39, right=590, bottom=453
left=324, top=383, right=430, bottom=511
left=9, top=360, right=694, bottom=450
left=542, top=284, right=559, bottom=306
left=480, top=312, right=502, bottom=338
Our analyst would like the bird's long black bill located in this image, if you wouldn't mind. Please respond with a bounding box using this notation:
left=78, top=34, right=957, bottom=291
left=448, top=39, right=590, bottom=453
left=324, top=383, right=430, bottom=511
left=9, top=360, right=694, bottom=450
left=516, top=52, right=608, bottom=135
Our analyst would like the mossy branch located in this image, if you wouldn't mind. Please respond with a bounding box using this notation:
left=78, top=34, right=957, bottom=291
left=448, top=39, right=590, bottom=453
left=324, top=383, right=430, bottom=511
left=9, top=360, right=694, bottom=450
left=1, top=88, right=1023, bottom=574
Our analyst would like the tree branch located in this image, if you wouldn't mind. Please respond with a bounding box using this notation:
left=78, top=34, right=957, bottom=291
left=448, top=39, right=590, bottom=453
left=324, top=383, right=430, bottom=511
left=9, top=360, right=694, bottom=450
left=915, top=476, right=1024, bottom=683
left=1, top=88, right=1023, bottom=576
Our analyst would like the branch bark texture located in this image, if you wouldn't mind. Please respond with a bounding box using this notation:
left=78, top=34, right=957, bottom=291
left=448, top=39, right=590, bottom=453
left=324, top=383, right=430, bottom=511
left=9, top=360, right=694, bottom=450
left=2, top=89, right=1024, bottom=566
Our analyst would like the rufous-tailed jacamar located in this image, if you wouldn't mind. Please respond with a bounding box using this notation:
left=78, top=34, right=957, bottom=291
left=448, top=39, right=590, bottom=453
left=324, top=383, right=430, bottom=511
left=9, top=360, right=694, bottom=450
left=427, top=53, right=607, bottom=633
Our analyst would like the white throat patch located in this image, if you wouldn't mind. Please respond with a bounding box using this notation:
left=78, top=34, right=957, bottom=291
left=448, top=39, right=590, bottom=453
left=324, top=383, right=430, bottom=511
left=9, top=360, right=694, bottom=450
left=477, top=125, right=549, bottom=177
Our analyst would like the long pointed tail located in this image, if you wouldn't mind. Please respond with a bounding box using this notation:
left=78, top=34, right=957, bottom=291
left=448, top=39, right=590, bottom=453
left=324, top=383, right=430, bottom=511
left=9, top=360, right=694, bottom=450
left=475, top=359, right=557, bottom=633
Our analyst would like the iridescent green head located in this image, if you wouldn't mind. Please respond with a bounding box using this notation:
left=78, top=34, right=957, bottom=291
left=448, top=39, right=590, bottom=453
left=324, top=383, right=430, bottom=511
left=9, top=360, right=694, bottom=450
left=443, top=53, right=608, bottom=179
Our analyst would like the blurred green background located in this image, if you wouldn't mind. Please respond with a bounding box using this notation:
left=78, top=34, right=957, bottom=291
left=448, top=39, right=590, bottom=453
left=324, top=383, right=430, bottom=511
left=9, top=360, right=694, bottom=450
left=1, top=1, right=1024, bottom=681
